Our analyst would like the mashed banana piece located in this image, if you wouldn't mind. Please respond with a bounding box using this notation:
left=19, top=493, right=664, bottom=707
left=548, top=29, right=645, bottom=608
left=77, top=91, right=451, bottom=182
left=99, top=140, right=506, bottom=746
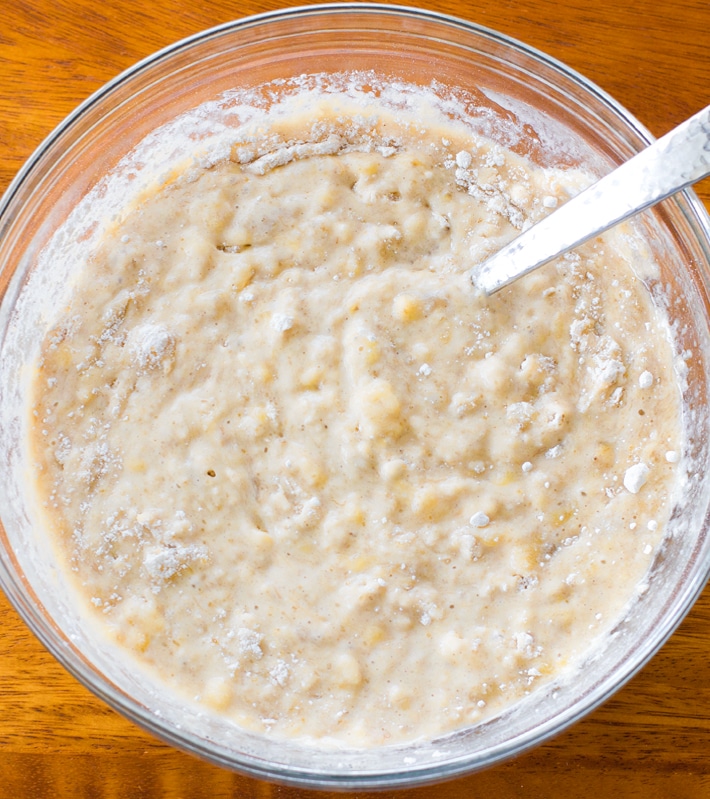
left=29, top=94, right=682, bottom=746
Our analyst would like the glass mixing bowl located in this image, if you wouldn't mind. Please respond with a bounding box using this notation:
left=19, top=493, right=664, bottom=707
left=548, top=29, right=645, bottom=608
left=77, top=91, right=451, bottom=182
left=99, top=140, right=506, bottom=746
left=1, top=3, right=709, bottom=790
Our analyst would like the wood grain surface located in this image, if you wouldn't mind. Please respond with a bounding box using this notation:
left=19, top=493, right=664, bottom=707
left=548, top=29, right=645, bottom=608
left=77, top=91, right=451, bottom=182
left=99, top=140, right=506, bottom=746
left=1, top=1, right=709, bottom=797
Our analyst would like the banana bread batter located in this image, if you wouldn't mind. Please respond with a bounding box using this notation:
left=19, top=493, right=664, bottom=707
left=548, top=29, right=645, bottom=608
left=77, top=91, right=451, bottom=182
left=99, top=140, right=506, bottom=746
left=28, top=90, right=682, bottom=746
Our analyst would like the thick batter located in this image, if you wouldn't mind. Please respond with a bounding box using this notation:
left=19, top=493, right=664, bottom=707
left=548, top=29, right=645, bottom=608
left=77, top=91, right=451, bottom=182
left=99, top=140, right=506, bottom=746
left=28, top=92, right=682, bottom=746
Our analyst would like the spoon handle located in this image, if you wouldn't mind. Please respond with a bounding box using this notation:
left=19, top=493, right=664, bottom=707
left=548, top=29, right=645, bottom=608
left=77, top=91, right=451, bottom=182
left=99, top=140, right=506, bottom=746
left=473, top=105, right=710, bottom=294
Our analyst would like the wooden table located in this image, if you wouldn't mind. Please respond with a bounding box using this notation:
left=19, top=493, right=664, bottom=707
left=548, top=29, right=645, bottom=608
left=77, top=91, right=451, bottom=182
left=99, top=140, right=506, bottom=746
left=2, top=1, right=709, bottom=796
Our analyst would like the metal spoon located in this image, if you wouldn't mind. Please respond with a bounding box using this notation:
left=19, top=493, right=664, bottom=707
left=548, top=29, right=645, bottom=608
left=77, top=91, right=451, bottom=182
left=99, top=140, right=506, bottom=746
left=472, top=105, right=710, bottom=294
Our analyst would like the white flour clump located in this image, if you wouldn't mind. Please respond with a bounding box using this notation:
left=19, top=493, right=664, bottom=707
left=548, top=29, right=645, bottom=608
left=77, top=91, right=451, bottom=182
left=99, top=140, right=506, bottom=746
left=128, top=323, right=175, bottom=371
left=143, top=542, right=208, bottom=584
left=624, top=463, right=650, bottom=494
left=639, top=370, right=654, bottom=388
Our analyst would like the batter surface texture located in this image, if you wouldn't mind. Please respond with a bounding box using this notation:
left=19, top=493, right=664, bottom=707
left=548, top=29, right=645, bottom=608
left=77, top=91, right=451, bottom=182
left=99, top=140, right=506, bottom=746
left=29, top=92, right=682, bottom=746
